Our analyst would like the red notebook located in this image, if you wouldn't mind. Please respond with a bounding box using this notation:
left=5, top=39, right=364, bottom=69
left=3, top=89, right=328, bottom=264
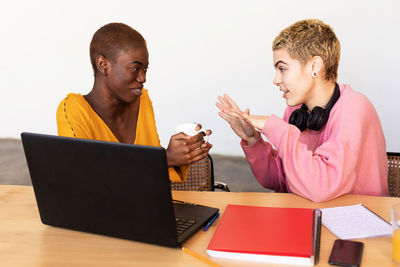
left=206, top=204, right=321, bottom=265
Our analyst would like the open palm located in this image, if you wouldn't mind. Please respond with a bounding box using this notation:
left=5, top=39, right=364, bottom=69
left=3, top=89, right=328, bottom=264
left=216, top=94, right=260, bottom=143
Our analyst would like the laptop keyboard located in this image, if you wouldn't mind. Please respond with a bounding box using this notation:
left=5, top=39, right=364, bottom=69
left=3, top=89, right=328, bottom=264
left=175, top=218, right=196, bottom=236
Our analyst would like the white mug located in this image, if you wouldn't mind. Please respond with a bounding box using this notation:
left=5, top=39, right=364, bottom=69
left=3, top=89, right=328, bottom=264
left=174, top=123, right=209, bottom=142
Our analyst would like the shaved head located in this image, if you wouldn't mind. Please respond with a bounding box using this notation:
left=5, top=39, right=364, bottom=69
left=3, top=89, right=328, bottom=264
left=90, top=23, right=146, bottom=74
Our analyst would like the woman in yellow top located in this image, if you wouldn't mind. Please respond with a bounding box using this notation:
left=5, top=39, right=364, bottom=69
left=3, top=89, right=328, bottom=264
left=56, top=23, right=212, bottom=182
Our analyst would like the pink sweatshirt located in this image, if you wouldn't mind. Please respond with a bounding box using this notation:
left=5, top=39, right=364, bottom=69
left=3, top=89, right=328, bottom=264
left=241, top=84, right=388, bottom=202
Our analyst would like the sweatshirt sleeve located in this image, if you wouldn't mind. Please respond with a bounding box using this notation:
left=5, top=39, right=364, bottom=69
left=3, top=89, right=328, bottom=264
left=239, top=107, right=298, bottom=193
left=262, top=113, right=355, bottom=202
left=241, top=136, right=287, bottom=192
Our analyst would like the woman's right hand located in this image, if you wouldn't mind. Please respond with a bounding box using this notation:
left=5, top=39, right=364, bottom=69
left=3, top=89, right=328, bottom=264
left=216, top=94, right=260, bottom=145
left=166, top=132, right=212, bottom=167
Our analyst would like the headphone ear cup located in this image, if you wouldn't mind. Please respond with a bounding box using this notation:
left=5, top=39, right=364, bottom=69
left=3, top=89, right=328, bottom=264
left=289, top=108, right=308, bottom=132
left=307, top=106, right=329, bottom=131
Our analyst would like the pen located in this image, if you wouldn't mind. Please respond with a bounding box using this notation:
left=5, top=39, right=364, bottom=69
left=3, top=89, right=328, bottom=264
left=182, top=246, right=220, bottom=267
left=172, top=199, right=198, bottom=206
left=203, top=212, right=220, bottom=231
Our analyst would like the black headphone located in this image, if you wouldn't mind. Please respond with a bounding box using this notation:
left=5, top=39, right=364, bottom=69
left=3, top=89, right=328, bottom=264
left=289, top=83, right=340, bottom=131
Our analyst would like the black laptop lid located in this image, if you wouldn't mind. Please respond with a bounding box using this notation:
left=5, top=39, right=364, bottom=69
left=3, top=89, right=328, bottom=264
left=21, top=132, right=180, bottom=247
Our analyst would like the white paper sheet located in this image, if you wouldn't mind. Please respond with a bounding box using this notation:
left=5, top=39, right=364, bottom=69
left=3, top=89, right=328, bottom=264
left=321, top=204, right=392, bottom=239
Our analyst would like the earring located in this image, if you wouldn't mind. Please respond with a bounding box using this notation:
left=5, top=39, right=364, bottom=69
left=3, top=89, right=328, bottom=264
left=312, top=72, right=318, bottom=78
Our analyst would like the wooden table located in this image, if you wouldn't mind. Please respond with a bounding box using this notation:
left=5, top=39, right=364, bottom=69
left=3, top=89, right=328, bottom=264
left=0, top=185, right=398, bottom=266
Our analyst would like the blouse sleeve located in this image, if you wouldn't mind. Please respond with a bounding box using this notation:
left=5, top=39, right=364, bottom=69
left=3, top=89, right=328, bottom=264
left=56, top=97, right=90, bottom=139
left=142, top=92, right=189, bottom=183
left=169, top=165, right=190, bottom=183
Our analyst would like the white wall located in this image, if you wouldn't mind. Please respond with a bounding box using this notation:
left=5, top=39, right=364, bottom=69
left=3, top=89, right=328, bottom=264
left=1, top=0, right=399, bottom=156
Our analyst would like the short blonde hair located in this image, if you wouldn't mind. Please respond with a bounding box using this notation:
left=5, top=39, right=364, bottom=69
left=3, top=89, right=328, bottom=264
left=272, top=19, right=340, bottom=82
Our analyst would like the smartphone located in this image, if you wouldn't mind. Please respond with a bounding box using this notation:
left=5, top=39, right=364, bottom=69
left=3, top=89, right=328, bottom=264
left=328, top=239, right=364, bottom=267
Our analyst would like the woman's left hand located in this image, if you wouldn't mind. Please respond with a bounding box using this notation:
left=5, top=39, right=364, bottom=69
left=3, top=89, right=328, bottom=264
left=217, top=94, right=269, bottom=130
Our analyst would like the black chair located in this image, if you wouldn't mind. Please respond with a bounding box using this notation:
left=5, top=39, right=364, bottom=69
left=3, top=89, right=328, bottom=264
left=170, top=155, right=230, bottom=191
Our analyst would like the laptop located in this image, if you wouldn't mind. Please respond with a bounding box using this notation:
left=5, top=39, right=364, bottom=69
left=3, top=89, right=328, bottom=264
left=21, top=132, right=219, bottom=247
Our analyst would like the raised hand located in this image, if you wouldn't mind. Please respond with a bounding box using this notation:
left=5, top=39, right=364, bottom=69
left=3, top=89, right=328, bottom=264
left=217, top=94, right=269, bottom=131
left=216, top=94, right=260, bottom=145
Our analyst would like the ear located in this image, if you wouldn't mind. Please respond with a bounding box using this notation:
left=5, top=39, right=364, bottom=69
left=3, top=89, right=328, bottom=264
left=311, top=56, right=324, bottom=76
left=95, top=55, right=109, bottom=75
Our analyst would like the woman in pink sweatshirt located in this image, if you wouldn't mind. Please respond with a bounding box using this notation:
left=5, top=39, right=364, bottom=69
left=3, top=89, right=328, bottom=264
left=216, top=19, right=388, bottom=202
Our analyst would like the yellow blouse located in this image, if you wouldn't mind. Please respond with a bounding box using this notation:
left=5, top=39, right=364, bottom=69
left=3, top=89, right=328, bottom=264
left=56, top=89, right=188, bottom=182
